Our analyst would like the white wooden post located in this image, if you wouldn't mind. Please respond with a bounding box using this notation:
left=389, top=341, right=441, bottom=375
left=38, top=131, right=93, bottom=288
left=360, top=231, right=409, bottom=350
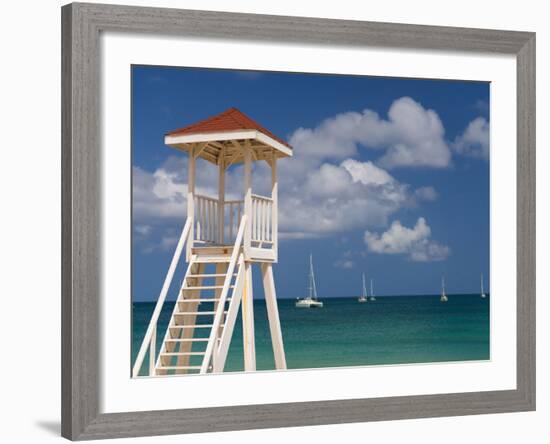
left=271, top=153, right=278, bottom=261
left=242, top=261, right=256, bottom=371
left=187, top=146, right=196, bottom=261
left=218, top=154, right=225, bottom=244
left=243, top=146, right=252, bottom=258
left=261, top=263, right=286, bottom=369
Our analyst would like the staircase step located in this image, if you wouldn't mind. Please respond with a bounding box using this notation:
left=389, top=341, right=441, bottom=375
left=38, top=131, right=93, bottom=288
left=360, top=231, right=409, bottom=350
left=157, top=366, right=201, bottom=370
left=161, top=351, right=205, bottom=356
left=194, top=256, right=231, bottom=263
left=165, top=338, right=209, bottom=342
left=169, top=324, right=213, bottom=329
left=193, top=246, right=234, bottom=253
left=169, top=324, right=225, bottom=329
left=175, top=311, right=227, bottom=315
left=187, top=273, right=237, bottom=278
left=183, top=285, right=234, bottom=290
left=179, top=298, right=231, bottom=303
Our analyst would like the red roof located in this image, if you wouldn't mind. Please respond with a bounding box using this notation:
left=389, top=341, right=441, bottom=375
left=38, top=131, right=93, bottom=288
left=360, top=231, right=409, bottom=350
left=166, top=107, right=292, bottom=149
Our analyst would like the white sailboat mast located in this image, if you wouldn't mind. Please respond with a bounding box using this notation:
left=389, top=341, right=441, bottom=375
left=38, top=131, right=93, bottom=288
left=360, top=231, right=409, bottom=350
left=362, top=273, right=367, bottom=298
left=442, top=276, right=446, bottom=295
left=309, top=254, right=318, bottom=300
left=370, top=278, right=374, bottom=297
left=481, top=273, right=484, bottom=294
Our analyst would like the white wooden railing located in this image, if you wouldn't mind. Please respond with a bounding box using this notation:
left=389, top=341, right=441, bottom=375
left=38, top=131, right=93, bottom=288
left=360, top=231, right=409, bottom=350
left=224, top=199, right=243, bottom=244
left=132, top=217, right=192, bottom=377
left=194, top=194, right=220, bottom=244
left=193, top=192, right=275, bottom=250
left=251, top=194, right=274, bottom=247
left=194, top=194, right=244, bottom=245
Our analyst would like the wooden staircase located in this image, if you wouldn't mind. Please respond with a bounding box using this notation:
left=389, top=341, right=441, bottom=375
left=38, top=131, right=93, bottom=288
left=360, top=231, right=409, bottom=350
left=133, top=214, right=285, bottom=378
left=153, top=247, right=246, bottom=376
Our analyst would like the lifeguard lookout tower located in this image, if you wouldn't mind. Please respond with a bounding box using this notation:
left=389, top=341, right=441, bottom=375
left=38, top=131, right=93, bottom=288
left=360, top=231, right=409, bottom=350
left=133, top=108, right=292, bottom=377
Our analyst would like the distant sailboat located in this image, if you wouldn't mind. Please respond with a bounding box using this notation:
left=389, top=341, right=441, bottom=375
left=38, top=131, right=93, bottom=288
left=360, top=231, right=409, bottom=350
left=440, top=276, right=448, bottom=302
left=358, top=273, right=368, bottom=303
left=296, top=254, right=324, bottom=308
left=480, top=273, right=487, bottom=298
left=369, top=278, right=376, bottom=301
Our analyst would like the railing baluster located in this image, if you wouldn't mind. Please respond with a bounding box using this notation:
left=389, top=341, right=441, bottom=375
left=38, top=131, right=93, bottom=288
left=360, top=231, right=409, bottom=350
left=229, top=203, right=234, bottom=241
left=270, top=200, right=273, bottom=241
left=258, top=200, right=262, bottom=241
left=203, top=197, right=207, bottom=241
left=206, top=198, right=209, bottom=242
left=207, top=199, right=211, bottom=242
left=260, top=200, right=265, bottom=242
left=213, top=199, right=217, bottom=243
left=214, top=200, right=218, bottom=242
left=257, top=200, right=261, bottom=242
left=267, top=201, right=271, bottom=241
left=214, top=200, right=218, bottom=243
left=257, top=200, right=260, bottom=241
left=238, top=204, right=241, bottom=230
left=211, top=200, right=215, bottom=242
left=251, top=197, right=255, bottom=242
left=262, top=201, right=269, bottom=241
left=196, top=196, right=201, bottom=241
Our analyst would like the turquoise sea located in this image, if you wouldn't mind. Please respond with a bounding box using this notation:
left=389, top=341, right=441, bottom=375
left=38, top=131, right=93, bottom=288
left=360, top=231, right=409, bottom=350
left=132, top=294, right=489, bottom=374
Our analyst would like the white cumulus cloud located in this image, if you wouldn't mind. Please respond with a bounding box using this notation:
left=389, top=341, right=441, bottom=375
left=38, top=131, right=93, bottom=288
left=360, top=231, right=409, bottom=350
left=334, top=259, right=354, bottom=269
left=364, top=217, right=450, bottom=262
left=277, top=159, right=410, bottom=237
left=288, top=97, right=452, bottom=169
left=414, top=186, right=438, bottom=202
left=453, top=117, right=490, bottom=159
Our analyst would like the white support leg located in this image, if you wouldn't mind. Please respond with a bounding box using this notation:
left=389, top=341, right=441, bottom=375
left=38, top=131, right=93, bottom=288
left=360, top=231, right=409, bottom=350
left=261, top=263, right=287, bottom=370
left=218, top=155, right=225, bottom=244
left=243, top=147, right=252, bottom=259
left=186, top=146, right=196, bottom=261
left=242, top=262, right=256, bottom=371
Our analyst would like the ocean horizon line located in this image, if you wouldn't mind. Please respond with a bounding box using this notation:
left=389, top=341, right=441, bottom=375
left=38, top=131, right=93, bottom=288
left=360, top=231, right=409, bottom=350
left=132, top=292, right=490, bottom=303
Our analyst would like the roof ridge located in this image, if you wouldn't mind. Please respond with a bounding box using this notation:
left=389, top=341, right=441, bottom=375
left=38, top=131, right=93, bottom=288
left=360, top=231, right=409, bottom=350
left=166, top=107, right=234, bottom=136
left=166, top=107, right=292, bottom=149
left=225, top=107, right=250, bottom=130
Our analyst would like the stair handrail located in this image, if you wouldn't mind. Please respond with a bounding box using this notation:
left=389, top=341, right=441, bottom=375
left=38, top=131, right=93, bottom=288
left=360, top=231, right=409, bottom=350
left=132, top=217, right=192, bottom=377
left=200, top=215, right=248, bottom=373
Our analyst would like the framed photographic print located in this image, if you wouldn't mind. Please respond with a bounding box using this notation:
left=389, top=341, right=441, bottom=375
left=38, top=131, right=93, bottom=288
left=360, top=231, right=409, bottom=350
left=61, top=2, right=535, bottom=440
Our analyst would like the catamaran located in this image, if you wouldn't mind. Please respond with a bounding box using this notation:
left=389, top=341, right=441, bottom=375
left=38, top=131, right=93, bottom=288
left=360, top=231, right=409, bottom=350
left=358, top=273, right=368, bottom=303
left=369, top=278, right=376, bottom=301
left=296, top=254, right=324, bottom=308
left=440, top=276, right=448, bottom=302
left=480, top=273, right=487, bottom=298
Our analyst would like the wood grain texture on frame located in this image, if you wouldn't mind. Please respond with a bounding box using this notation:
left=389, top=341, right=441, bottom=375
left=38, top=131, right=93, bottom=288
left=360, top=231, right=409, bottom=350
left=61, top=2, right=536, bottom=440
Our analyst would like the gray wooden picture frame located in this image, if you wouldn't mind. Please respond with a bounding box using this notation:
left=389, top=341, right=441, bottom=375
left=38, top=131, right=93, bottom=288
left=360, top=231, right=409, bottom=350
left=61, top=2, right=536, bottom=440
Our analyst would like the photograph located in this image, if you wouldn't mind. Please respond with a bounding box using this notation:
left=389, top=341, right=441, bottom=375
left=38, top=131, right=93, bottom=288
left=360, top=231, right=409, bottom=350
left=131, top=66, right=491, bottom=377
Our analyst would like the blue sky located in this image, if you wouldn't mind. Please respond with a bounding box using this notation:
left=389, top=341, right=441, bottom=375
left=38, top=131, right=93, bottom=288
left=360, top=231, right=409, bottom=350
left=132, top=65, right=490, bottom=302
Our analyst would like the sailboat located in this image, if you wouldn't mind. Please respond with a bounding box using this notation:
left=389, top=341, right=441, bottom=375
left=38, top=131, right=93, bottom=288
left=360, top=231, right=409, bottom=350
left=295, top=254, right=324, bottom=308
left=358, top=273, right=368, bottom=303
left=440, top=276, right=448, bottom=302
left=480, top=273, right=487, bottom=298
left=369, top=278, right=376, bottom=301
